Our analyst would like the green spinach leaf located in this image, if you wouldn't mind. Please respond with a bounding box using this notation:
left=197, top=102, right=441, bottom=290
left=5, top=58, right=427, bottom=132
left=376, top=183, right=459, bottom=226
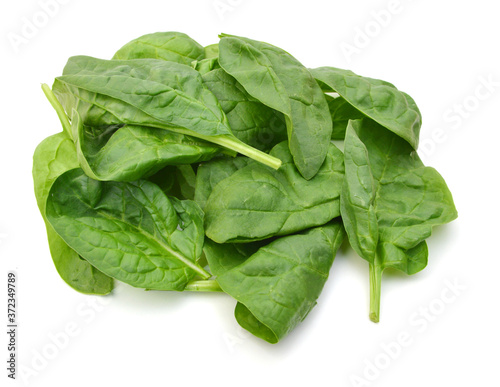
left=325, top=94, right=364, bottom=140
left=204, top=141, right=345, bottom=243
left=194, top=156, right=251, bottom=211
left=340, top=119, right=457, bottom=321
left=218, top=34, right=332, bottom=179
left=71, top=109, right=220, bottom=181
left=52, top=56, right=281, bottom=169
left=33, top=133, right=113, bottom=295
left=204, top=220, right=345, bottom=343
left=113, top=31, right=204, bottom=64
left=311, top=67, right=421, bottom=149
left=46, top=169, right=210, bottom=290
left=202, top=68, right=287, bottom=151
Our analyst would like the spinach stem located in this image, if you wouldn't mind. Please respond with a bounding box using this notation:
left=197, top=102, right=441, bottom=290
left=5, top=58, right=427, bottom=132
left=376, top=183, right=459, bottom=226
left=369, top=263, right=382, bottom=323
left=41, top=83, right=72, bottom=139
left=195, top=134, right=282, bottom=170
left=184, top=279, right=223, bottom=292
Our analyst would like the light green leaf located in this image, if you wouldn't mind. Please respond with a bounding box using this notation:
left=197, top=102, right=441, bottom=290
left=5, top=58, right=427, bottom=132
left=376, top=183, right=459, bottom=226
left=33, top=133, right=113, bottom=295
left=194, top=157, right=251, bottom=211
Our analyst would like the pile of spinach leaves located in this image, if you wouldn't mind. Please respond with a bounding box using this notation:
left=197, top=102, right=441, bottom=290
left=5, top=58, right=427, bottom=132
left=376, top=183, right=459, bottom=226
left=33, top=31, right=457, bottom=343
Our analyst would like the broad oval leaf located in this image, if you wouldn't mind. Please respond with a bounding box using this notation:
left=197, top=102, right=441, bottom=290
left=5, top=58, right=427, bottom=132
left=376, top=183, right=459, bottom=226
left=219, top=34, right=332, bottom=179
left=342, top=119, right=457, bottom=269
left=311, top=67, right=421, bottom=149
left=71, top=109, right=220, bottom=181
left=46, top=169, right=210, bottom=290
left=113, top=31, right=205, bottom=64
left=204, top=221, right=345, bottom=343
left=204, top=141, right=345, bottom=243
left=33, top=133, right=113, bottom=295
left=340, top=118, right=457, bottom=321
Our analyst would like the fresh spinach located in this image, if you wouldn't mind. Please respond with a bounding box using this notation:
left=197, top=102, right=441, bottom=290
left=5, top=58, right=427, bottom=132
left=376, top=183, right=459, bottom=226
left=113, top=31, right=205, bottom=64
left=204, top=141, right=345, bottom=243
left=325, top=94, right=364, bottom=139
left=34, top=31, right=458, bottom=343
left=46, top=169, right=210, bottom=290
left=311, top=67, right=421, bottom=149
left=53, top=56, right=281, bottom=169
left=218, top=34, right=332, bottom=179
left=71, top=109, right=220, bottom=181
left=204, top=220, right=345, bottom=343
left=340, top=119, right=457, bottom=322
left=202, top=68, right=287, bottom=151
left=194, top=156, right=251, bottom=210
left=33, top=86, right=113, bottom=295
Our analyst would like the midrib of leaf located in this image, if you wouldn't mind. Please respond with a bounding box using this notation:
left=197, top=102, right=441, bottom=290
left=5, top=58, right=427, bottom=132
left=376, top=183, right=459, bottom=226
left=62, top=81, right=281, bottom=169
left=75, top=194, right=211, bottom=279
left=60, top=72, right=226, bottom=128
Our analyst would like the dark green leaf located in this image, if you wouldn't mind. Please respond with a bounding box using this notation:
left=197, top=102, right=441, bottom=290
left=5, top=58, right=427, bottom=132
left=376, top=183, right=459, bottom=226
left=311, top=67, right=421, bottom=149
left=72, top=109, right=220, bottom=181
left=205, top=141, right=344, bottom=243
left=325, top=94, right=364, bottom=139
left=219, top=34, right=332, bottom=179
left=46, top=169, right=210, bottom=290
left=205, top=221, right=345, bottom=343
left=202, top=68, right=287, bottom=151
left=53, top=56, right=281, bottom=169
left=113, top=31, right=204, bottom=64
left=340, top=119, right=457, bottom=321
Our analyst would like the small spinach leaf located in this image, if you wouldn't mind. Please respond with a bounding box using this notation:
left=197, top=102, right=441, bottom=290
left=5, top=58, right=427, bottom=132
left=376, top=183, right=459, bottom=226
left=33, top=133, right=113, bottom=295
left=71, top=109, right=220, bottom=181
left=311, top=67, right=421, bottom=149
left=341, top=119, right=457, bottom=321
left=46, top=169, right=210, bottom=290
left=113, top=31, right=204, bottom=64
left=205, top=220, right=345, bottom=343
left=204, top=141, right=345, bottom=243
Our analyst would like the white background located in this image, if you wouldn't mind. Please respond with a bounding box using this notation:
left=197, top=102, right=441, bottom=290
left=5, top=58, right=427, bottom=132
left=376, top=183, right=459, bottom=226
left=1, top=0, right=499, bottom=386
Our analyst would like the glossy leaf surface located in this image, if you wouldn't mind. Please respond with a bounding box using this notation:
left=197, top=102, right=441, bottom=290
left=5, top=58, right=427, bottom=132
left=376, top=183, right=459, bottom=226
left=46, top=169, right=210, bottom=290
left=205, top=221, right=345, bottom=343
left=113, top=31, right=205, bottom=64
left=219, top=34, right=332, bottom=179
left=72, top=110, right=220, bottom=181
left=311, top=67, right=421, bottom=149
left=33, top=133, right=113, bottom=294
left=205, top=141, right=344, bottom=243
left=340, top=119, right=457, bottom=321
